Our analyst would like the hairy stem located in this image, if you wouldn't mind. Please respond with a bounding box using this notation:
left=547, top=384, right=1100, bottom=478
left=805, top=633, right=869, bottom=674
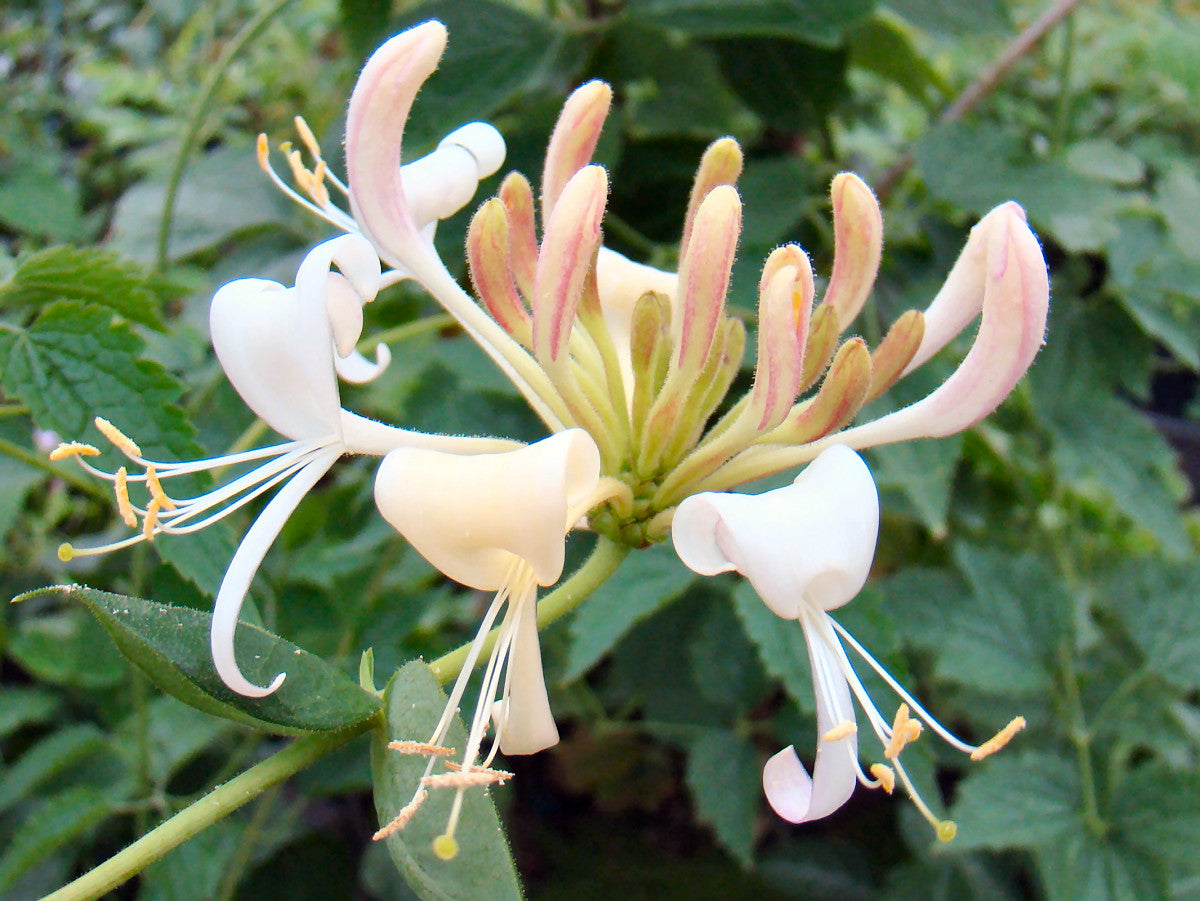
left=42, top=721, right=373, bottom=901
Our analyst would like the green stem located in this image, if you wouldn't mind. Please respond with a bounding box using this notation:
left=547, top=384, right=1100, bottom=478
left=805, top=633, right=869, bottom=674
left=0, top=402, right=30, bottom=417
left=41, top=722, right=372, bottom=901
left=428, top=536, right=631, bottom=684
left=1058, top=641, right=1106, bottom=837
left=365, top=314, right=456, bottom=350
left=1050, top=10, right=1076, bottom=151
left=154, top=0, right=298, bottom=271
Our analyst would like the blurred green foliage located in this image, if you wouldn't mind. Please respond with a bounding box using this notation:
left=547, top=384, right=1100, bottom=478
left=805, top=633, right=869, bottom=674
left=1, top=0, right=1198, bottom=898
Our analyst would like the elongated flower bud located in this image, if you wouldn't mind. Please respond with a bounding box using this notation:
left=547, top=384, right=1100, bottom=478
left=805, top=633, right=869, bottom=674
left=672, top=185, right=741, bottom=379
left=468, top=199, right=532, bottom=344
left=533, top=166, right=609, bottom=364
left=822, top=173, right=883, bottom=327
left=681, top=138, right=744, bottom=258
left=542, top=81, right=612, bottom=220
left=835, top=204, right=1048, bottom=447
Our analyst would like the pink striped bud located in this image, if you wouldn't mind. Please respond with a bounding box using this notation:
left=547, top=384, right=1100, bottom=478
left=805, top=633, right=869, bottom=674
left=822, top=173, right=883, bottom=327
left=542, top=81, right=613, bottom=220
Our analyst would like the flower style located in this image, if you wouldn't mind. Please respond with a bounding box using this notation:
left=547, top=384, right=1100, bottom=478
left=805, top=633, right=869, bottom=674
left=51, top=234, right=516, bottom=697
left=370, top=430, right=603, bottom=857
left=672, top=445, right=1024, bottom=837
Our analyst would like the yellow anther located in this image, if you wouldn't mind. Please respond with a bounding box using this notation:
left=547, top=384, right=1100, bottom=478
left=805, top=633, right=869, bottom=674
left=142, top=495, right=163, bottom=542
left=113, top=466, right=138, bottom=529
left=256, top=133, right=270, bottom=169
left=372, top=789, right=428, bottom=841
left=144, top=466, right=177, bottom=511
left=970, top=716, right=1027, bottom=761
left=936, top=820, right=958, bottom=843
left=94, top=417, right=141, bottom=458
left=432, top=833, right=459, bottom=861
left=822, top=721, right=857, bottom=742
left=387, top=740, right=456, bottom=757
left=869, top=763, right=895, bottom=794
left=293, top=115, right=322, bottom=161
left=884, top=704, right=923, bottom=759
left=421, top=769, right=513, bottom=789
left=49, top=442, right=100, bottom=462
left=286, top=148, right=311, bottom=186
left=58, top=543, right=75, bottom=562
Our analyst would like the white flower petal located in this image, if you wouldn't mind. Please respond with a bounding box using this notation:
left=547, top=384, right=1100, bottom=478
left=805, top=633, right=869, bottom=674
left=210, top=448, right=340, bottom=697
left=672, top=445, right=878, bottom=617
left=495, top=599, right=560, bottom=756
left=763, top=628, right=859, bottom=823
left=373, top=430, right=600, bottom=590
left=209, top=235, right=380, bottom=443
left=334, top=343, right=391, bottom=384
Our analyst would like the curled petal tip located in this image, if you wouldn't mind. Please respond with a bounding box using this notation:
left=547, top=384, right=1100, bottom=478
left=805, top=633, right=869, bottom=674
left=441, top=121, right=506, bottom=179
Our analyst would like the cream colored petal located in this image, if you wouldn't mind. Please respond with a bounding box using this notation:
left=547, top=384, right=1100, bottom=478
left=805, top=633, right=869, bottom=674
left=764, top=630, right=858, bottom=822
left=374, top=430, right=601, bottom=590
left=672, top=445, right=878, bottom=617
left=495, top=597, right=560, bottom=755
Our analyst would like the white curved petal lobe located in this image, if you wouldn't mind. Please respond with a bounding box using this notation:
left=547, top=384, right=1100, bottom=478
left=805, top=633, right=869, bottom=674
left=672, top=445, right=878, bottom=617
left=374, top=429, right=601, bottom=590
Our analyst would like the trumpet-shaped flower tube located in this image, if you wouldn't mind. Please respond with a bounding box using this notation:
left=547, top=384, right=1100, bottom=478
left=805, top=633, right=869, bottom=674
left=372, top=430, right=603, bottom=853
left=672, top=445, right=1024, bottom=833
left=53, top=235, right=517, bottom=698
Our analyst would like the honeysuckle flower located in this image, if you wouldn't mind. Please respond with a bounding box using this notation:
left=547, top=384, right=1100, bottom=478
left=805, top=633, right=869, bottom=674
left=458, top=73, right=1050, bottom=549
left=672, top=445, right=1025, bottom=836
left=371, top=430, right=605, bottom=856
left=52, top=235, right=517, bottom=697
left=263, top=20, right=578, bottom=436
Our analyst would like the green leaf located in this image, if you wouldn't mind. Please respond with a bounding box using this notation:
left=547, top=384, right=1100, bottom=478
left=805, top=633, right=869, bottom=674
left=0, top=124, right=82, bottom=241
left=395, top=0, right=567, bottom=149
left=935, top=545, right=1069, bottom=695
left=626, top=0, right=875, bottom=45
left=137, top=819, right=243, bottom=901
left=564, top=542, right=693, bottom=681
left=594, top=22, right=755, bottom=140
left=711, top=37, right=848, bottom=132
left=1106, top=214, right=1200, bottom=371
left=884, top=0, right=1010, bottom=35
left=0, top=300, right=239, bottom=594
left=1034, top=832, right=1163, bottom=901
left=371, top=661, right=522, bottom=901
left=916, top=121, right=1126, bottom=252
left=870, top=432, right=963, bottom=537
left=0, top=724, right=108, bottom=814
left=1114, top=766, right=1200, bottom=873
left=1029, top=304, right=1190, bottom=554
left=0, top=687, right=62, bottom=739
left=731, top=581, right=814, bottom=711
left=850, top=17, right=950, bottom=101
left=8, top=605, right=128, bottom=689
left=0, top=788, right=112, bottom=894
left=120, top=696, right=235, bottom=785
left=17, top=585, right=381, bottom=736
left=949, top=752, right=1081, bottom=851
left=108, top=145, right=293, bottom=264
left=0, top=246, right=164, bottom=329
left=685, top=729, right=761, bottom=867
left=1104, top=558, right=1200, bottom=691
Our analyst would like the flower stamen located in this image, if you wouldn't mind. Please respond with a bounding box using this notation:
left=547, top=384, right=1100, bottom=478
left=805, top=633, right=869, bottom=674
left=94, top=417, right=141, bottom=458
left=969, top=716, right=1027, bottom=760
left=868, top=763, right=895, bottom=794
left=372, top=790, right=428, bottom=841
left=49, top=441, right=99, bottom=461
left=822, top=721, right=857, bottom=742
left=388, top=741, right=456, bottom=757
left=113, top=466, right=138, bottom=528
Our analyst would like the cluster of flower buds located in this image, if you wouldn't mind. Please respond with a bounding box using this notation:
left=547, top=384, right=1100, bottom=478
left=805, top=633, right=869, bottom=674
left=463, top=78, right=1049, bottom=547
